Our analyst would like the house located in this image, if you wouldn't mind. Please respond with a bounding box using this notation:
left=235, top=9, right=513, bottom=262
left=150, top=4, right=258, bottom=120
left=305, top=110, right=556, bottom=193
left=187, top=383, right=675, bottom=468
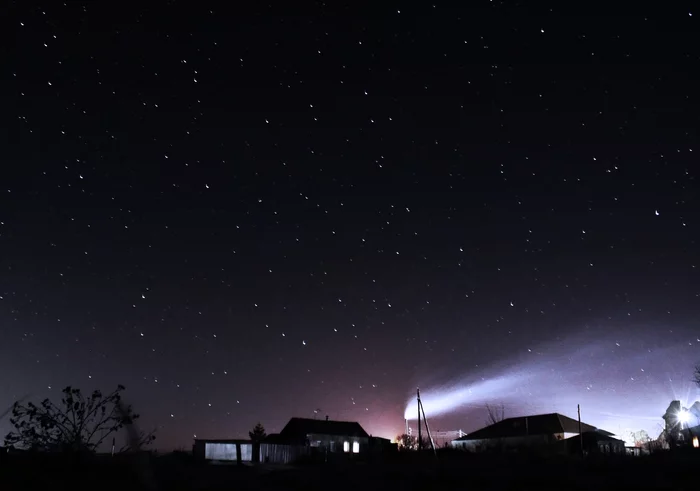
left=683, top=425, right=700, bottom=449
left=274, top=416, right=370, bottom=454
left=368, top=435, right=394, bottom=450
left=193, top=416, right=372, bottom=465
left=661, top=400, right=700, bottom=449
left=451, top=412, right=621, bottom=455
left=662, top=401, right=700, bottom=433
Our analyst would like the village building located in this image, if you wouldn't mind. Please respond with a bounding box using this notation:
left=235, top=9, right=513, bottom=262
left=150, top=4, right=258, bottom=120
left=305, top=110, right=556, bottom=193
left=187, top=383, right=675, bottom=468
left=194, top=416, right=375, bottom=464
left=451, top=412, right=625, bottom=455
left=661, top=400, right=700, bottom=449
left=273, top=416, right=370, bottom=453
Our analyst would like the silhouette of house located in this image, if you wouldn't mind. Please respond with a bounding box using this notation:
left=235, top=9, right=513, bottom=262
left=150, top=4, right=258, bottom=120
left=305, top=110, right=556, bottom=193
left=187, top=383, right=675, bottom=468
left=451, top=412, right=620, bottom=454
left=663, top=401, right=700, bottom=432
left=681, top=425, right=700, bottom=449
left=565, top=431, right=626, bottom=455
left=269, top=416, right=370, bottom=454
left=192, top=417, right=372, bottom=465
left=662, top=400, right=700, bottom=449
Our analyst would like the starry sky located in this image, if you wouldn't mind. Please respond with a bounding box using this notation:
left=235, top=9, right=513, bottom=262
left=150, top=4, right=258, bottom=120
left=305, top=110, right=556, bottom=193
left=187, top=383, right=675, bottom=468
left=2, top=2, right=700, bottom=450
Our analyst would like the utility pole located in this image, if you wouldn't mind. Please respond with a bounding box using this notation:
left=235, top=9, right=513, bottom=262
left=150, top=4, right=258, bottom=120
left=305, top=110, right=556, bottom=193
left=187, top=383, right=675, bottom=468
left=419, top=395, right=437, bottom=458
left=577, top=404, right=583, bottom=457
left=417, top=388, right=422, bottom=452
left=416, top=388, right=437, bottom=458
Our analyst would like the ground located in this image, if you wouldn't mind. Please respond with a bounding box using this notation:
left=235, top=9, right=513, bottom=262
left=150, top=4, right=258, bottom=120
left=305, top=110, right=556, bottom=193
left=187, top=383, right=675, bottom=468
left=1, top=449, right=698, bottom=490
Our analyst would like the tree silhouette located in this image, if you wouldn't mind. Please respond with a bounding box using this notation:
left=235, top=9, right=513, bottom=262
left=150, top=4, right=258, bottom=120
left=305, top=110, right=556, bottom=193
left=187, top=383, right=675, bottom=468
left=629, top=429, right=651, bottom=448
left=118, top=427, right=157, bottom=453
left=1, top=395, right=29, bottom=422
left=249, top=422, right=266, bottom=442
left=395, top=433, right=431, bottom=451
left=485, top=403, right=506, bottom=425
left=4, top=385, right=141, bottom=452
left=396, top=433, right=417, bottom=451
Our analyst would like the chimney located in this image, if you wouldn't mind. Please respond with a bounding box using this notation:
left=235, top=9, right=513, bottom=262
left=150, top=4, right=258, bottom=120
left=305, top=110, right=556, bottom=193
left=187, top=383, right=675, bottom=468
left=325, top=415, right=329, bottom=421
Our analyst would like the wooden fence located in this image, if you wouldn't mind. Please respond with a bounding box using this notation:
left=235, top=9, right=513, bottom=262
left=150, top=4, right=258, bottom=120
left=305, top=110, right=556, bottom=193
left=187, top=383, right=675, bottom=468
left=259, top=443, right=310, bottom=464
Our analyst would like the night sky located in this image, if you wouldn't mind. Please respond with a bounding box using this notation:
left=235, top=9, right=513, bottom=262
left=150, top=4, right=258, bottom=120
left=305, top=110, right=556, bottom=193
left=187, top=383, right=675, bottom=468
left=3, top=2, right=700, bottom=450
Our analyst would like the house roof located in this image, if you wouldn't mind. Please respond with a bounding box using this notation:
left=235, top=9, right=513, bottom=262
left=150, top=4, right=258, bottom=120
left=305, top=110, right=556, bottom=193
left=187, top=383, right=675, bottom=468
left=279, top=417, right=369, bottom=440
left=565, top=431, right=625, bottom=445
left=454, top=413, right=612, bottom=441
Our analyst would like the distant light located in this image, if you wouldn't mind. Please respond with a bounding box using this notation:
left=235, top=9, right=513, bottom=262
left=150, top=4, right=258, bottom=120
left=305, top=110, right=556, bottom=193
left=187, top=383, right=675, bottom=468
left=678, top=410, right=691, bottom=424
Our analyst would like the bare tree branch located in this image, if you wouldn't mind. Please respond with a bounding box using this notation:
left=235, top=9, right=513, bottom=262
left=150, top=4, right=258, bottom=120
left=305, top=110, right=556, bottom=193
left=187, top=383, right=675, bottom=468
left=4, top=385, right=145, bottom=453
left=485, top=403, right=505, bottom=425
left=117, top=428, right=156, bottom=453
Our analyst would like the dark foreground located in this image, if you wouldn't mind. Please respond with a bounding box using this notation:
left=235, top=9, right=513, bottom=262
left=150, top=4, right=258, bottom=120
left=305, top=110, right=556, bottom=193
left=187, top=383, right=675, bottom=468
left=2, top=450, right=699, bottom=490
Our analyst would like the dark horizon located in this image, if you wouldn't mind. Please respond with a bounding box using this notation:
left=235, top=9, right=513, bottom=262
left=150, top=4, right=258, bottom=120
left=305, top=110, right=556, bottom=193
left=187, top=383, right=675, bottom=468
left=2, top=2, right=699, bottom=451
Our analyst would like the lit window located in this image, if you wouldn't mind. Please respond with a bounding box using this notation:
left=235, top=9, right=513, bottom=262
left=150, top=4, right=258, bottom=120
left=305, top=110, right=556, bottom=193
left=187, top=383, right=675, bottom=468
left=352, top=441, right=360, bottom=453
left=693, top=436, right=699, bottom=449
left=343, top=441, right=349, bottom=453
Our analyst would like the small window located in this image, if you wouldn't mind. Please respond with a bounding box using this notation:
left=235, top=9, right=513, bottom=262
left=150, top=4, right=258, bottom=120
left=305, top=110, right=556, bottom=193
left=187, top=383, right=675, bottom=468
left=693, top=436, right=699, bottom=449
left=352, top=441, right=360, bottom=453
left=343, top=441, right=349, bottom=453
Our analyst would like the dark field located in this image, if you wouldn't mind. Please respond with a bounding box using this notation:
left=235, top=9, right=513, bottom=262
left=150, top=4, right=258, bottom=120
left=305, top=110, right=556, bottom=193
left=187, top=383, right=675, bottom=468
left=2, top=450, right=699, bottom=490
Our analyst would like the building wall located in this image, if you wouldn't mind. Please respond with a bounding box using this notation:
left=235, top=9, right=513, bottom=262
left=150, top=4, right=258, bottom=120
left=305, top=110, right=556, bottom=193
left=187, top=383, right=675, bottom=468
left=205, top=443, right=237, bottom=461
left=199, top=442, right=253, bottom=462
left=451, top=434, right=561, bottom=452
left=305, top=433, right=369, bottom=453
left=240, top=443, right=253, bottom=461
left=596, top=440, right=625, bottom=455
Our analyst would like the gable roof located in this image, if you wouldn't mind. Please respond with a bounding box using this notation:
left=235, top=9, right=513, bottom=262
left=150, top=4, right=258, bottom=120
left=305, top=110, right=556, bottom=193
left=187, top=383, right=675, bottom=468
left=279, top=417, right=369, bottom=440
left=455, top=413, right=612, bottom=441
